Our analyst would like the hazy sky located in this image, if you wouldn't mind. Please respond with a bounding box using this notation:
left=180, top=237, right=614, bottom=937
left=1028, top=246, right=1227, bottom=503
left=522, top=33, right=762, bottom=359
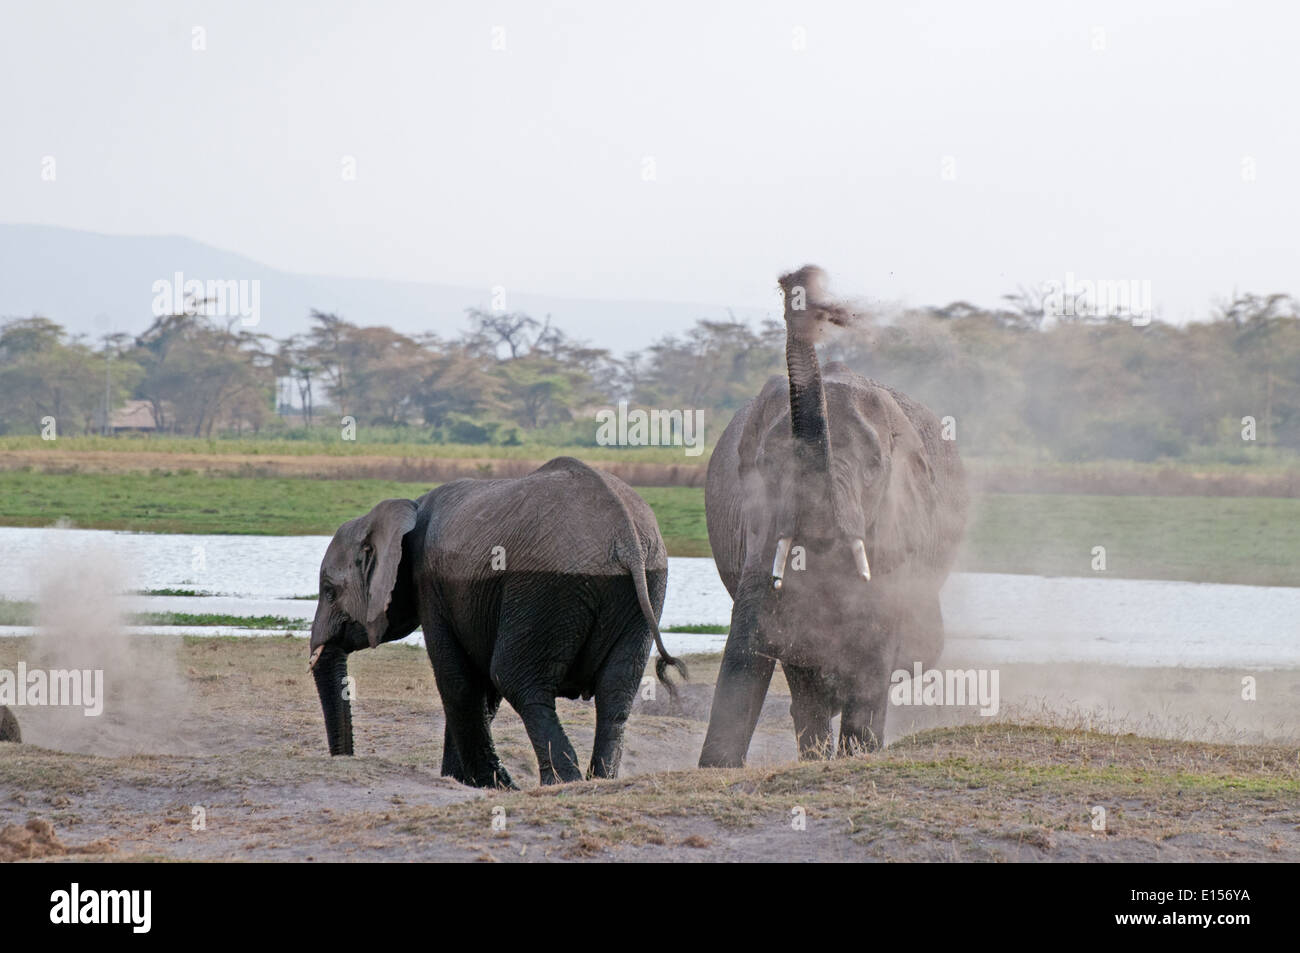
left=2, top=0, right=1297, bottom=333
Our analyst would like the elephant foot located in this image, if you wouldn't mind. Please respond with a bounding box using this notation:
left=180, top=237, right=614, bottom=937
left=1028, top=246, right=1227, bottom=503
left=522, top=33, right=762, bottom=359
left=537, top=761, right=583, bottom=785
left=698, top=751, right=746, bottom=769
left=837, top=729, right=883, bottom=758
left=442, top=761, right=517, bottom=790
left=488, top=766, right=518, bottom=790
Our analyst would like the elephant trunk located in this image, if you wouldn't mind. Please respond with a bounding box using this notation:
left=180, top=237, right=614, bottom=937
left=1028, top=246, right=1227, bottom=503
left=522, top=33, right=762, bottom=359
left=786, top=328, right=834, bottom=476
left=780, top=267, right=840, bottom=532
left=312, top=646, right=354, bottom=756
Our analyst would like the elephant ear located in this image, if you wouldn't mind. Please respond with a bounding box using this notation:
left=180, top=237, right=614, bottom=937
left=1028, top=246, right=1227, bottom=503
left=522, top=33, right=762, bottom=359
left=737, top=377, right=796, bottom=497
left=870, top=423, right=937, bottom=578
left=359, top=499, right=418, bottom=648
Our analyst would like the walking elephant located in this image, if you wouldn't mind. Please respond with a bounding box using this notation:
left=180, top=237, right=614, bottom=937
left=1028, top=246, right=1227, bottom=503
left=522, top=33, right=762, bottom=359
left=699, top=266, right=968, bottom=767
left=308, top=456, right=686, bottom=788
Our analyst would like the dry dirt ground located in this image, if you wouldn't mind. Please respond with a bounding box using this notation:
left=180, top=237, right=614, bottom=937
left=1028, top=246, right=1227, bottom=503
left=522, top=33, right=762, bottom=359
left=1, top=637, right=1298, bottom=862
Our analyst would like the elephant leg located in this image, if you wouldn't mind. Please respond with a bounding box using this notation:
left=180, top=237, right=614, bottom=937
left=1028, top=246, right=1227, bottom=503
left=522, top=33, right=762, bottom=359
left=438, top=689, right=507, bottom=779
left=513, top=700, right=583, bottom=784
left=491, top=580, right=589, bottom=785
left=784, top=663, right=837, bottom=760
left=838, top=683, right=889, bottom=756
left=425, top=619, right=515, bottom=789
left=841, top=618, right=907, bottom=755
left=439, top=720, right=463, bottom=779
left=698, top=576, right=777, bottom=768
left=588, top=632, right=653, bottom=779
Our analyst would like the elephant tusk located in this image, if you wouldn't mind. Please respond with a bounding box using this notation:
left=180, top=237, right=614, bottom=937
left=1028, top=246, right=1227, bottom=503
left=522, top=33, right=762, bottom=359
left=308, top=644, right=324, bottom=672
left=851, top=538, right=871, bottom=582
left=771, top=537, right=794, bottom=590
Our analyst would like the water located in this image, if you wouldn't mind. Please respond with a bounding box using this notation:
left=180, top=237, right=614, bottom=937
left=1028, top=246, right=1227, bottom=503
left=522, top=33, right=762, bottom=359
left=1, top=527, right=1297, bottom=667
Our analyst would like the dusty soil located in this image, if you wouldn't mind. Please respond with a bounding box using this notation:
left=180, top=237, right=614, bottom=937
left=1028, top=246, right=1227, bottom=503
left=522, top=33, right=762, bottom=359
left=1, top=637, right=1298, bottom=862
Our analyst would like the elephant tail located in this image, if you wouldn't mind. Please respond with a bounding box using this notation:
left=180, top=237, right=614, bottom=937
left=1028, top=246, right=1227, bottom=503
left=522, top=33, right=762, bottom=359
left=630, top=560, right=688, bottom=699
left=556, top=456, right=688, bottom=698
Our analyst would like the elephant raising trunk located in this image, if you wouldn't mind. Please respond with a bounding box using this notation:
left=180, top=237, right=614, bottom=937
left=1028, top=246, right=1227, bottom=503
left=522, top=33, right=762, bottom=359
left=699, top=266, right=967, bottom=767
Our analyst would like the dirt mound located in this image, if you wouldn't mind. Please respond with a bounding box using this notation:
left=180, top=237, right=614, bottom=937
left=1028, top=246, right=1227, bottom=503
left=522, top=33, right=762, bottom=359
left=0, top=818, right=114, bottom=861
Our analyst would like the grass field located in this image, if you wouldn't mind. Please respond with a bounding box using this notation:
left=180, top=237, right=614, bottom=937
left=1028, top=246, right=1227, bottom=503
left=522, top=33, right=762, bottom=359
left=964, top=494, right=1300, bottom=586
left=0, top=434, right=707, bottom=465
left=0, top=471, right=712, bottom=556
left=6, top=434, right=1298, bottom=476
left=0, top=600, right=302, bottom=629
left=0, top=469, right=1296, bottom=585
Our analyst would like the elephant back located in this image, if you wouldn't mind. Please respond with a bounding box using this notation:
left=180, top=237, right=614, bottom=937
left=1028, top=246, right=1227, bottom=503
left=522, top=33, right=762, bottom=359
left=425, top=457, right=666, bottom=580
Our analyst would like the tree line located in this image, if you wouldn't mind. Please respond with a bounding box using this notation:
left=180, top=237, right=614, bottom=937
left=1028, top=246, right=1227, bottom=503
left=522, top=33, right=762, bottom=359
left=0, top=290, right=1296, bottom=462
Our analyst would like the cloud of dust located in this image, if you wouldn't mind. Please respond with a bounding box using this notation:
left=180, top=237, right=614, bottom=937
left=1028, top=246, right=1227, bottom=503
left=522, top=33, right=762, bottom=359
left=19, top=544, right=199, bottom=756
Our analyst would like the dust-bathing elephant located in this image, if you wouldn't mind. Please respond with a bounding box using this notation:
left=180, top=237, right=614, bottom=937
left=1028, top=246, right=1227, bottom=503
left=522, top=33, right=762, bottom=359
left=699, top=266, right=968, bottom=767
left=308, top=456, right=686, bottom=788
left=0, top=705, right=19, bottom=743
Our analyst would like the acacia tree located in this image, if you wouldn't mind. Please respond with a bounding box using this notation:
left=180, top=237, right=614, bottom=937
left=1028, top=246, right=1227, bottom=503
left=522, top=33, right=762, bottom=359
left=133, top=311, right=273, bottom=435
left=0, top=317, right=138, bottom=435
left=277, top=333, right=319, bottom=428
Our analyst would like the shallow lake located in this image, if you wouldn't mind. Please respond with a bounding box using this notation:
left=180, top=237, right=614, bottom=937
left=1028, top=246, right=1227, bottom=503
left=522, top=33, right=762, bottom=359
left=1, top=527, right=1296, bottom=668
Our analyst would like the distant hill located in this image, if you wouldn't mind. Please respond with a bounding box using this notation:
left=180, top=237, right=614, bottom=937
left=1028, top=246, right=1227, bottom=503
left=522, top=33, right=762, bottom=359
left=0, top=224, right=773, bottom=352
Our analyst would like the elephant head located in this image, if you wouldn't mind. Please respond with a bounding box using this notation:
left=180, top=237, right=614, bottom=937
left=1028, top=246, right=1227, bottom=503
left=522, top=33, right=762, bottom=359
left=753, top=267, right=936, bottom=606
left=308, top=498, right=419, bottom=756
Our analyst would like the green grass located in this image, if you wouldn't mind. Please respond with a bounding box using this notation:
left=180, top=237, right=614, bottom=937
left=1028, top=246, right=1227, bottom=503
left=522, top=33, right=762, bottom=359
left=0, top=600, right=303, bottom=629
left=0, top=599, right=29, bottom=625
left=0, top=471, right=708, bottom=553
left=960, top=493, right=1300, bottom=587
left=0, top=434, right=710, bottom=465
left=0, top=470, right=1296, bottom=585
left=134, top=612, right=304, bottom=629
left=664, top=624, right=729, bottom=634
left=631, top=486, right=711, bottom=556
left=0, top=471, right=436, bottom=536
left=9, top=433, right=1298, bottom=474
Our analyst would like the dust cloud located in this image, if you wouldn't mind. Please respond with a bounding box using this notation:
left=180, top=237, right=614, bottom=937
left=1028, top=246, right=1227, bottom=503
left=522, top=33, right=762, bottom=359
left=19, top=544, right=200, bottom=756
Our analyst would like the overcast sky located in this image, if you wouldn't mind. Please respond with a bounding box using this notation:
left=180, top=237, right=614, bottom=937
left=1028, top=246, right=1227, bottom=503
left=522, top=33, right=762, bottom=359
left=2, top=0, right=1296, bottom=336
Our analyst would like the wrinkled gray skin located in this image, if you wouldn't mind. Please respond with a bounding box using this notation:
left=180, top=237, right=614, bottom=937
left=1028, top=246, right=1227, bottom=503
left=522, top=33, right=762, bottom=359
left=0, top=705, right=19, bottom=743
left=699, top=266, right=968, bottom=767
left=309, top=457, right=684, bottom=788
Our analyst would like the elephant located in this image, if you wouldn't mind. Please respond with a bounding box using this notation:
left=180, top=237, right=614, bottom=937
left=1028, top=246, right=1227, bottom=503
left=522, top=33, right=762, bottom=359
left=308, top=456, right=686, bottom=788
left=698, top=265, right=968, bottom=767
left=0, top=705, right=19, bottom=743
